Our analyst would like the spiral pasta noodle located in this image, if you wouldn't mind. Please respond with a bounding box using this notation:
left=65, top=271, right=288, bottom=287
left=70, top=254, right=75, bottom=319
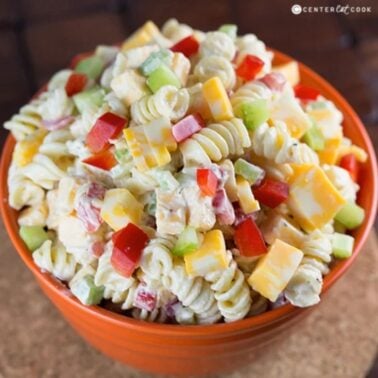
left=199, top=31, right=236, bottom=61
left=132, top=308, right=168, bottom=323
left=248, top=290, right=269, bottom=316
left=194, top=56, right=236, bottom=91
left=18, top=201, right=48, bottom=227
left=162, top=18, right=193, bottom=43
left=162, top=262, right=221, bottom=324
left=94, top=246, right=138, bottom=310
left=33, top=239, right=78, bottom=282
left=180, top=118, right=251, bottom=167
left=205, top=251, right=251, bottom=322
left=130, top=85, right=189, bottom=125
left=251, top=121, right=319, bottom=165
left=38, top=129, right=73, bottom=158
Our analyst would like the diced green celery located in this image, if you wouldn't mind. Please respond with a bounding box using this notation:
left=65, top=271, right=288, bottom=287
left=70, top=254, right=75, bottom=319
left=331, top=232, right=354, bottom=259
left=140, top=49, right=171, bottom=76
left=172, top=227, right=199, bottom=256
left=218, top=24, right=238, bottom=40
left=334, top=201, right=365, bottom=230
left=302, top=123, right=325, bottom=151
left=239, top=100, right=269, bottom=131
left=71, top=275, right=104, bottom=305
left=154, top=171, right=179, bottom=191
left=73, top=86, right=105, bottom=114
left=19, top=225, right=49, bottom=252
left=310, top=100, right=328, bottom=110
left=146, top=65, right=181, bottom=93
left=234, top=158, right=264, bottom=184
left=75, top=56, right=105, bottom=80
left=114, top=148, right=130, bottom=163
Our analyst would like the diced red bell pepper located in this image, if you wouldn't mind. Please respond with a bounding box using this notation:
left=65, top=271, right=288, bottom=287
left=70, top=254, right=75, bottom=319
left=171, top=35, right=200, bottom=58
left=339, top=153, right=359, bottom=182
left=70, top=51, right=93, bottom=69
left=213, top=189, right=235, bottom=225
left=86, top=112, right=127, bottom=153
left=294, top=84, right=320, bottom=101
left=259, top=72, right=286, bottom=92
left=111, top=223, right=149, bottom=277
left=234, top=217, right=267, bottom=257
left=65, top=73, right=88, bottom=97
left=82, top=149, right=117, bottom=171
left=253, top=178, right=289, bottom=208
left=172, top=113, right=205, bottom=142
left=197, top=168, right=218, bottom=197
left=236, top=54, right=264, bottom=81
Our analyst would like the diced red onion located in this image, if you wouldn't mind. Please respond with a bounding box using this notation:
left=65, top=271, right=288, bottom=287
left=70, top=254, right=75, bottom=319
left=213, top=189, right=235, bottom=225
left=42, top=115, right=75, bottom=130
left=133, top=284, right=157, bottom=312
left=259, top=72, right=286, bottom=92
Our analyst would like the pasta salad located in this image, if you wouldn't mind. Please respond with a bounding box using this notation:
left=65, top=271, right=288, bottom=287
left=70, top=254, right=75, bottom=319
left=4, top=19, right=367, bottom=324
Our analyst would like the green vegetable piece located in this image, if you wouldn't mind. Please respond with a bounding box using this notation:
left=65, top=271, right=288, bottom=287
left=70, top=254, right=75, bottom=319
left=71, top=275, right=104, bottom=305
left=114, top=148, right=130, bottom=163
left=234, top=158, right=264, bottom=185
left=302, top=123, right=325, bottom=151
left=140, top=49, right=171, bottom=76
left=75, top=56, right=105, bottom=80
left=172, top=227, right=199, bottom=256
left=19, top=226, right=49, bottom=252
left=146, top=65, right=181, bottom=93
left=146, top=192, right=157, bottom=216
left=73, top=86, right=105, bottom=114
left=239, top=100, right=269, bottom=131
left=310, top=100, right=328, bottom=110
left=218, top=24, right=238, bottom=40
left=331, top=232, right=354, bottom=259
left=334, top=201, right=365, bottom=230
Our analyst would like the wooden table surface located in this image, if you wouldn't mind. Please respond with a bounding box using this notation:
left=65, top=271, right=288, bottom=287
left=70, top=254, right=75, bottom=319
left=0, top=1, right=377, bottom=377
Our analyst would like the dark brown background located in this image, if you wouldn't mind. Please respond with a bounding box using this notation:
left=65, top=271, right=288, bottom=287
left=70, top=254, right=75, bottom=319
left=0, top=0, right=377, bottom=377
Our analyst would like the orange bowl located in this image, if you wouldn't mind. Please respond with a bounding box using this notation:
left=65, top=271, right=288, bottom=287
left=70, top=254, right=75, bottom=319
left=1, top=50, right=377, bottom=376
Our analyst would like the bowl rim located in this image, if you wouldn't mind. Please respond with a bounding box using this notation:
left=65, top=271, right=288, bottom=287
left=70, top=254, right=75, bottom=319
left=1, top=49, right=377, bottom=337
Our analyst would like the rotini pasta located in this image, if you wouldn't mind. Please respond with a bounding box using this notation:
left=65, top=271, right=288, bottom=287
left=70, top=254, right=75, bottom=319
left=199, top=31, right=236, bottom=61
left=131, top=85, right=189, bottom=124
left=162, top=18, right=193, bottom=43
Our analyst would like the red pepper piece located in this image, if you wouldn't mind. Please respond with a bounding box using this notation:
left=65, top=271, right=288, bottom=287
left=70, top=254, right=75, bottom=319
left=111, top=223, right=149, bottom=277
left=197, top=168, right=218, bottom=197
left=339, top=153, right=359, bottom=182
left=86, top=112, right=127, bottom=153
left=171, top=35, right=200, bottom=58
left=253, top=178, right=289, bottom=208
left=82, top=149, right=117, bottom=171
left=294, top=84, right=320, bottom=101
left=236, top=54, right=264, bottom=81
left=234, top=217, right=267, bottom=257
left=65, top=73, right=88, bottom=97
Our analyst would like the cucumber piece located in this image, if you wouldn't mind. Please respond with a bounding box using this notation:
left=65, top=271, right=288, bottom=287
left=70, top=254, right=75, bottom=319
left=73, top=86, right=105, bottom=114
left=239, top=100, right=269, bottom=131
left=19, top=225, right=49, bottom=252
left=172, top=227, right=199, bottom=256
left=114, top=148, right=130, bottom=163
left=140, top=49, right=171, bottom=76
left=218, top=24, right=238, bottom=40
left=71, top=275, right=104, bottom=305
left=331, top=232, right=354, bottom=259
left=146, top=65, right=181, bottom=93
left=334, top=201, right=365, bottom=230
left=75, top=56, right=105, bottom=80
left=302, top=123, right=325, bottom=151
left=234, top=158, right=264, bottom=185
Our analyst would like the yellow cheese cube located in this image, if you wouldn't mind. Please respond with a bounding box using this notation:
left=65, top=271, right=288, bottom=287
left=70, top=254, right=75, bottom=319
left=203, top=77, right=234, bottom=121
left=100, top=188, right=143, bottom=231
left=13, top=131, right=46, bottom=167
left=110, top=69, right=149, bottom=106
left=288, top=164, right=346, bottom=232
left=260, top=214, right=305, bottom=248
left=124, top=128, right=157, bottom=171
left=184, top=230, right=228, bottom=277
left=272, top=61, right=300, bottom=86
left=248, top=239, right=303, bottom=302
left=317, top=137, right=341, bottom=165
left=236, top=176, right=260, bottom=214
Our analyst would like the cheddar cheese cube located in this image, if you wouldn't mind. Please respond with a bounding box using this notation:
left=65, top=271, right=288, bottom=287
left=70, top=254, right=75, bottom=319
left=248, top=239, right=303, bottom=302
left=272, top=61, right=300, bottom=86
left=13, top=130, right=46, bottom=167
left=184, top=230, right=228, bottom=277
left=287, top=164, right=346, bottom=232
left=100, top=188, right=143, bottom=231
left=317, top=137, right=341, bottom=165
left=236, top=176, right=260, bottom=213
left=203, top=77, right=234, bottom=121
left=260, top=213, right=305, bottom=248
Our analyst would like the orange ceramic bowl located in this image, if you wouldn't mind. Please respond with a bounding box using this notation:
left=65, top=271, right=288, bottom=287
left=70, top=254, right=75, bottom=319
left=1, top=50, right=377, bottom=376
